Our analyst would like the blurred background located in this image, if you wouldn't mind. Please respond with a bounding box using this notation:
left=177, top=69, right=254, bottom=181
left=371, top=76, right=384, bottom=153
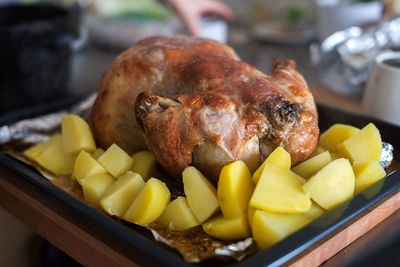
left=1, top=0, right=400, bottom=266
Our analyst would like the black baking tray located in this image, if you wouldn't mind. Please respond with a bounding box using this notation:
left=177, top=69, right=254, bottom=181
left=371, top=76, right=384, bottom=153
left=1, top=103, right=400, bottom=266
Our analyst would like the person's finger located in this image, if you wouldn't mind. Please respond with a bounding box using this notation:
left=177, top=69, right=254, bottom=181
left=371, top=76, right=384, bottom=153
left=166, top=0, right=234, bottom=36
left=181, top=12, right=201, bottom=36
left=199, top=0, right=233, bottom=21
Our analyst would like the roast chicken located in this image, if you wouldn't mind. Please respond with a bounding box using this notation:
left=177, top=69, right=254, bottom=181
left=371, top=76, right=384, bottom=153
left=90, top=36, right=319, bottom=182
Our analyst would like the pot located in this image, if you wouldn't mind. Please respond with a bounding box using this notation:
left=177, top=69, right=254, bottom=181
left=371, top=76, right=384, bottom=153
left=0, top=3, right=79, bottom=115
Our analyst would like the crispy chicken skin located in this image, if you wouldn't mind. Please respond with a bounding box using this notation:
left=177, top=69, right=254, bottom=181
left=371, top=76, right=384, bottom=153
left=91, top=36, right=319, bottom=182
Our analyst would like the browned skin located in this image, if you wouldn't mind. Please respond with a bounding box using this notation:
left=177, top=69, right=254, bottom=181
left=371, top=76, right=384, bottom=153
left=91, top=36, right=319, bottom=182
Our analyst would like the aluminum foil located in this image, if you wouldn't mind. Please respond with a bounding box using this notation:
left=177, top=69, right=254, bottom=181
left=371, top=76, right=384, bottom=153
left=314, top=17, right=400, bottom=95
left=0, top=94, right=257, bottom=264
left=0, top=93, right=96, bottom=145
left=148, top=224, right=257, bottom=263
left=381, top=142, right=394, bottom=169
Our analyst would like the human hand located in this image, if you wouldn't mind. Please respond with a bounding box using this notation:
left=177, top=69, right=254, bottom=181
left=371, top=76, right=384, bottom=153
left=165, top=0, right=233, bottom=36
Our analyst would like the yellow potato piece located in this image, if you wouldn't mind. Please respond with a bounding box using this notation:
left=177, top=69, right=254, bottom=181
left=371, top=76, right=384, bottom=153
left=308, top=201, right=326, bottom=218
left=61, top=114, right=96, bottom=155
left=202, top=214, right=250, bottom=240
left=131, top=150, right=157, bottom=181
left=74, top=151, right=108, bottom=185
left=319, top=124, right=360, bottom=152
left=313, top=201, right=349, bottom=228
left=253, top=147, right=291, bottom=184
left=70, top=172, right=76, bottom=181
left=182, top=166, right=219, bottom=223
left=81, top=173, right=115, bottom=207
left=123, top=178, right=170, bottom=225
left=294, top=173, right=307, bottom=185
left=361, top=178, right=385, bottom=199
left=302, top=158, right=355, bottom=210
left=330, top=152, right=343, bottom=161
left=157, top=196, right=200, bottom=230
left=35, top=135, right=76, bottom=175
left=250, top=163, right=311, bottom=213
left=336, top=123, right=382, bottom=163
left=23, top=134, right=60, bottom=162
left=353, top=160, right=386, bottom=195
left=291, top=151, right=331, bottom=179
left=247, top=206, right=256, bottom=227
left=218, top=161, right=254, bottom=218
left=252, top=202, right=325, bottom=250
left=98, top=144, right=133, bottom=178
left=92, top=148, right=105, bottom=160
left=100, top=171, right=145, bottom=217
left=310, top=145, right=327, bottom=157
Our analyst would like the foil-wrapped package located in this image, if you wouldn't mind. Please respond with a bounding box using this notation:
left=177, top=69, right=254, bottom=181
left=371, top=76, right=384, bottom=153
left=337, top=33, right=378, bottom=86
left=314, top=17, right=400, bottom=95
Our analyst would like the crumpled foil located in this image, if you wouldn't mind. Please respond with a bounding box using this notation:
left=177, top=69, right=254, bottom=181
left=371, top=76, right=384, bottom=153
left=0, top=94, right=257, bottom=263
left=0, top=93, right=97, bottom=145
left=148, top=224, right=257, bottom=263
left=313, top=17, right=400, bottom=95
left=380, top=142, right=394, bottom=169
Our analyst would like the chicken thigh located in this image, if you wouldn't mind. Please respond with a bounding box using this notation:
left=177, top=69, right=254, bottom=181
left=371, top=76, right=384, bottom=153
left=90, top=36, right=319, bottom=182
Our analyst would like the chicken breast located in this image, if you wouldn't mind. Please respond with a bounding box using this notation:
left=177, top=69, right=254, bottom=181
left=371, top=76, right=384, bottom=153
left=90, top=36, right=319, bottom=182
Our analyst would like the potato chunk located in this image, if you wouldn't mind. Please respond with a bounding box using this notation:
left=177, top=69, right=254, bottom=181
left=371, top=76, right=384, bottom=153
left=336, top=123, right=382, bottom=163
left=100, top=171, right=145, bottom=217
left=307, top=201, right=326, bottom=218
left=247, top=206, right=256, bottom=227
left=74, top=151, right=108, bottom=185
left=61, top=114, right=96, bottom=155
left=218, top=161, right=254, bottom=218
left=249, top=163, right=311, bottom=213
left=123, top=178, right=170, bottom=225
left=253, top=147, right=291, bottom=184
left=302, top=158, right=355, bottom=210
left=252, top=202, right=325, bottom=250
left=81, top=173, right=115, bottom=207
left=202, top=215, right=250, bottom=240
left=97, top=144, right=133, bottom=178
left=319, top=124, right=360, bottom=152
left=310, top=145, right=327, bottom=157
left=291, top=151, right=331, bottom=179
left=330, top=152, right=343, bottom=161
left=92, top=148, right=105, bottom=160
left=23, top=134, right=60, bottom=162
left=131, top=150, right=157, bottom=181
left=34, top=134, right=76, bottom=175
left=182, top=166, right=219, bottom=223
left=157, top=196, right=200, bottom=230
left=353, top=160, right=386, bottom=195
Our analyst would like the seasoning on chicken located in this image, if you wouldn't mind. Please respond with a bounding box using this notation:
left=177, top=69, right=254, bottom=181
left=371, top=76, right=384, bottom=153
left=90, top=36, right=319, bottom=182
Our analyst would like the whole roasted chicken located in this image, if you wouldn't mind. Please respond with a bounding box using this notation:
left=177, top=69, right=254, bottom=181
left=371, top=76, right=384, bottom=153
left=90, top=36, right=319, bottom=182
